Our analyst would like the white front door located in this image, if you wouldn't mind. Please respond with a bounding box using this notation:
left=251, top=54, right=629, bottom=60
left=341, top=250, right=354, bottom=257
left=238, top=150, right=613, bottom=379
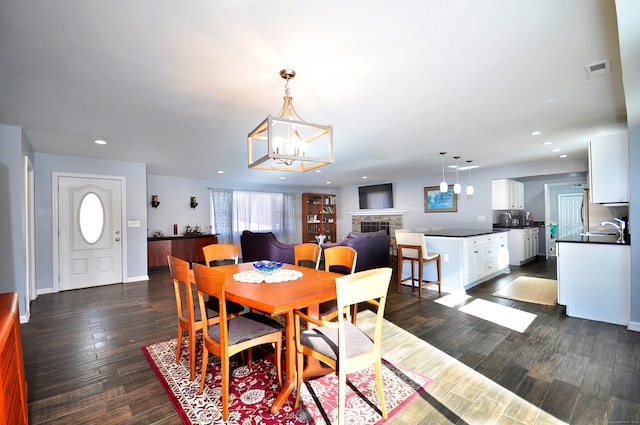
left=58, top=176, right=123, bottom=290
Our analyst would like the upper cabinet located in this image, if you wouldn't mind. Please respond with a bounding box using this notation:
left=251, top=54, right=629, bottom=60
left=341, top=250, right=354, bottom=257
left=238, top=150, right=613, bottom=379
left=588, top=131, right=629, bottom=204
left=492, top=179, right=524, bottom=210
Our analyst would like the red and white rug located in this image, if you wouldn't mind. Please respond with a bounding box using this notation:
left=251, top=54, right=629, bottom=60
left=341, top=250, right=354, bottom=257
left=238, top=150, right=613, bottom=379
left=142, top=337, right=432, bottom=424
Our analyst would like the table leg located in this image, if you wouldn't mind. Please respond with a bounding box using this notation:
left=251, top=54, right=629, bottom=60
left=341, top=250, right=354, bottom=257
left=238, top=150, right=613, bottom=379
left=269, top=310, right=296, bottom=414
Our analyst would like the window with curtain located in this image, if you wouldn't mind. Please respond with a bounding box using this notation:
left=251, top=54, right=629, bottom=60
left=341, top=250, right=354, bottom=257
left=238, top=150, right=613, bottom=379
left=210, top=189, right=298, bottom=245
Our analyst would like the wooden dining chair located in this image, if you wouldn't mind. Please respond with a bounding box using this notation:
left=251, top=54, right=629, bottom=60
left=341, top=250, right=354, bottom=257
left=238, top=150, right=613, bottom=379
left=202, top=244, right=245, bottom=315
left=168, top=255, right=220, bottom=381
left=192, top=263, right=284, bottom=421
left=320, top=246, right=358, bottom=322
left=294, top=267, right=392, bottom=425
left=395, top=232, right=442, bottom=298
left=294, top=243, right=322, bottom=269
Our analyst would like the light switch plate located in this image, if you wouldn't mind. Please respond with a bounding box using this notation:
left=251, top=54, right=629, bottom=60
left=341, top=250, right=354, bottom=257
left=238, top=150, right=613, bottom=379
left=127, top=220, right=141, bottom=228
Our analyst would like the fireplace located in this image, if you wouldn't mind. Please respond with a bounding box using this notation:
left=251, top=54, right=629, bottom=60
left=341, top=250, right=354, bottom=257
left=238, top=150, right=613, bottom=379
left=361, top=221, right=390, bottom=235
left=352, top=214, right=403, bottom=238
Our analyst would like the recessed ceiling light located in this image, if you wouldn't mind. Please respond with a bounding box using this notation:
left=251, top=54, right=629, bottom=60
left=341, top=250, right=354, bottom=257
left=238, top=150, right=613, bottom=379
left=560, top=154, right=567, bottom=158
left=531, top=131, right=541, bottom=136
left=315, top=170, right=322, bottom=173
left=280, top=177, right=286, bottom=180
left=543, top=141, right=552, bottom=145
left=94, top=139, right=107, bottom=145
left=362, top=176, right=367, bottom=179
left=325, top=181, right=331, bottom=184
left=552, top=148, right=560, bottom=153
left=217, top=170, right=224, bottom=174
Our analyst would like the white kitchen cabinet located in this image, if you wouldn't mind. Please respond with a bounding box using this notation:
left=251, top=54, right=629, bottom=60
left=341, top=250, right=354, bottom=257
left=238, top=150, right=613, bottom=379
left=492, top=179, right=524, bottom=210
left=507, top=228, right=539, bottom=265
left=556, top=241, right=630, bottom=325
left=588, top=131, right=629, bottom=204
left=420, top=232, right=510, bottom=292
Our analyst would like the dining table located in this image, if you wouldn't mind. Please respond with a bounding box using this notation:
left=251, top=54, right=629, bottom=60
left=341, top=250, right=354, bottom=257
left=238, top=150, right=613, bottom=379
left=190, top=262, right=340, bottom=414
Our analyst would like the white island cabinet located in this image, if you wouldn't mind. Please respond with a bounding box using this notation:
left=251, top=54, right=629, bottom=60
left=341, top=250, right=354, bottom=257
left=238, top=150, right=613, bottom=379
left=556, top=240, right=630, bottom=326
left=407, top=230, right=510, bottom=293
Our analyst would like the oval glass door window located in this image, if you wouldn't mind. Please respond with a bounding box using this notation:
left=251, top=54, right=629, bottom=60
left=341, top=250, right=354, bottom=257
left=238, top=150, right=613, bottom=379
left=79, top=192, right=105, bottom=244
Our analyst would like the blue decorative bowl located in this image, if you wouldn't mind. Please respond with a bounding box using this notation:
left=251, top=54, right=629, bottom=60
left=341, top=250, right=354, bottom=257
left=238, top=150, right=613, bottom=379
left=253, top=260, right=283, bottom=274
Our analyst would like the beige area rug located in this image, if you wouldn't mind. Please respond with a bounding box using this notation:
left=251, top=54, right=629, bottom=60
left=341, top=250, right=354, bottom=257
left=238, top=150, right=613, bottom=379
left=492, top=276, right=558, bottom=305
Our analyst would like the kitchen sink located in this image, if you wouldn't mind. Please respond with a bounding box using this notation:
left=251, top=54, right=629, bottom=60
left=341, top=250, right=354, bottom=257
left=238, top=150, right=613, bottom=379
left=580, top=232, right=618, bottom=237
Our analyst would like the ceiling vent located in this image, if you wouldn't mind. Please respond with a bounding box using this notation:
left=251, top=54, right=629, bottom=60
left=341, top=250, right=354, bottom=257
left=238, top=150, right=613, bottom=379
left=584, top=59, right=611, bottom=79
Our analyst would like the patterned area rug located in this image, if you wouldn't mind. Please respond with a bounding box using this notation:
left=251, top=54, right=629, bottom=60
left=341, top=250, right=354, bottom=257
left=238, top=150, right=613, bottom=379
left=493, top=276, right=558, bottom=305
left=142, top=337, right=432, bottom=424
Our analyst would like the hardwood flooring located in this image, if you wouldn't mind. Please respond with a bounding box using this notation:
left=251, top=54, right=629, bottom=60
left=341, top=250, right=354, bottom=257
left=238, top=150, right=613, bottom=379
left=22, top=257, right=640, bottom=424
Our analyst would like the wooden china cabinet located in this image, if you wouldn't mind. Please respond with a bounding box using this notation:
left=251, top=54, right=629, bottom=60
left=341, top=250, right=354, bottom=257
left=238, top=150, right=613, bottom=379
left=301, top=193, right=336, bottom=243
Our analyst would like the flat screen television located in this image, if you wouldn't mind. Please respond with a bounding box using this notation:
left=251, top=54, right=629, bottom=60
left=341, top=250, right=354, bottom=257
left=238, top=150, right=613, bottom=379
left=358, top=183, right=393, bottom=209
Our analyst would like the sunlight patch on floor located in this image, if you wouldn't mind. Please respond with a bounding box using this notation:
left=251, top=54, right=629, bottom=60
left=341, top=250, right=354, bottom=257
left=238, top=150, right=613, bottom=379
left=434, top=292, right=472, bottom=308
left=458, top=299, right=537, bottom=333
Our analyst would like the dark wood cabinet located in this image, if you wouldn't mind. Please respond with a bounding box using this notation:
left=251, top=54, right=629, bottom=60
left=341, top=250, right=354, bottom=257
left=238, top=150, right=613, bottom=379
left=301, top=193, right=336, bottom=243
left=147, top=235, right=217, bottom=269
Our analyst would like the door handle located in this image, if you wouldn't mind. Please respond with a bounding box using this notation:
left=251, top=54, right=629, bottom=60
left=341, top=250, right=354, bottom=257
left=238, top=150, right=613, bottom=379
left=115, top=238, right=121, bottom=242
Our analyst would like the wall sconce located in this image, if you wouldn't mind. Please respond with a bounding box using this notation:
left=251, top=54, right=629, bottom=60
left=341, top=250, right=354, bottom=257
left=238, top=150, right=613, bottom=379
left=190, top=196, right=198, bottom=209
left=151, top=195, right=160, bottom=208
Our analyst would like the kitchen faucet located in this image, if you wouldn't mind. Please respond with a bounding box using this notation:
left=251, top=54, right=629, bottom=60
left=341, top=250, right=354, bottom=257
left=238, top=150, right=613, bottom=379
left=601, top=218, right=626, bottom=242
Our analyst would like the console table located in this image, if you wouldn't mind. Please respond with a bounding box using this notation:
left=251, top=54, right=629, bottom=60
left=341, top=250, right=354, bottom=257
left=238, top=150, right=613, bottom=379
left=147, top=234, right=218, bottom=269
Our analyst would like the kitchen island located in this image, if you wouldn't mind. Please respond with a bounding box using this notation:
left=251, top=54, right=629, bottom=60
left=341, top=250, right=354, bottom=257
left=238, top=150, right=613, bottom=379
left=556, top=234, right=630, bottom=326
left=409, top=229, right=510, bottom=293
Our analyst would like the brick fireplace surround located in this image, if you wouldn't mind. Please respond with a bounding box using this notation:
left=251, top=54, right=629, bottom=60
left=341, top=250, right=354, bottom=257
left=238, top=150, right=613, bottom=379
left=351, top=213, right=404, bottom=239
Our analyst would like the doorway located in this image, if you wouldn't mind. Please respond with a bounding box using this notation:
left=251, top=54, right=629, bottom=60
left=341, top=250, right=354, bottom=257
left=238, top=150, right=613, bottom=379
left=56, top=175, right=124, bottom=290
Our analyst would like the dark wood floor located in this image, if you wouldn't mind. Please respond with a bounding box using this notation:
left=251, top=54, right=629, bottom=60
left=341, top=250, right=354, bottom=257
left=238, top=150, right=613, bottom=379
left=22, top=257, right=640, bottom=424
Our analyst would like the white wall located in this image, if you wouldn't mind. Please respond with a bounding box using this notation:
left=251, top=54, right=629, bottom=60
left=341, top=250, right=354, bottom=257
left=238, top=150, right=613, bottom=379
left=0, top=125, right=28, bottom=314
left=146, top=174, right=331, bottom=242
left=34, top=153, right=148, bottom=292
left=336, top=158, right=588, bottom=238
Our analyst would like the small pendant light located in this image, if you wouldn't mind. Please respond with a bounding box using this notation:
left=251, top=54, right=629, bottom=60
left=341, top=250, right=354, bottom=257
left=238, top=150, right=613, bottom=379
left=439, top=152, right=448, bottom=192
left=466, top=160, right=474, bottom=196
left=453, top=156, right=461, bottom=194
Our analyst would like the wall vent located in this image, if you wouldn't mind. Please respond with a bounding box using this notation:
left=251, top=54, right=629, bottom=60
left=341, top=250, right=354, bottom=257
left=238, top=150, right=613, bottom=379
left=584, top=59, right=611, bottom=79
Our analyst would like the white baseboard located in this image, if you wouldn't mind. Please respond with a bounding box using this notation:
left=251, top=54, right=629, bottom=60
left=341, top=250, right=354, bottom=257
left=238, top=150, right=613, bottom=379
left=37, top=288, right=54, bottom=296
left=627, top=321, right=640, bottom=332
left=125, top=275, right=149, bottom=283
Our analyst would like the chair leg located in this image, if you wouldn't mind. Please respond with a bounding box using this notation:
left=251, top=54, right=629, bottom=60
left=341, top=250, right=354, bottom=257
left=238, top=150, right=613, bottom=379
left=198, top=348, right=209, bottom=394
left=221, top=355, right=230, bottom=421
left=338, top=369, right=347, bottom=425
left=274, top=335, right=283, bottom=387
left=175, top=327, right=183, bottom=364
left=396, top=257, right=403, bottom=293
left=374, top=359, right=388, bottom=419
left=436, top=257, right=442, bottom=294
left=294, top=350, right=304, bottom=408
left=418, top=258, right=424, bottom=300
left=188, top=328, right=196, bottom=380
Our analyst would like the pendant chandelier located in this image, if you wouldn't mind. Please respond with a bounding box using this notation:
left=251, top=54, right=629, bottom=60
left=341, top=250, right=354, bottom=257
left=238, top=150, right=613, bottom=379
left=439, top=152, right=448, bottom=192
left=466, top=160, right=475, bottom=196
left=453, top=155, right=462, bottom=194
left=248, top=69, right=333, bottom=172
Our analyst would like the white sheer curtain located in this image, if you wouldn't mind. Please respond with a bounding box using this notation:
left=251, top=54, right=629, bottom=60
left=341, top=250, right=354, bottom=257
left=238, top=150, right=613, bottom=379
left=211, top=189, right=298, bottom=245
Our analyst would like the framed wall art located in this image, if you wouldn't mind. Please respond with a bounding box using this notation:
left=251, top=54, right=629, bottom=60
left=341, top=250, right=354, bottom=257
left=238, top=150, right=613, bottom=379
left=424, top=185, right=457, bottom=213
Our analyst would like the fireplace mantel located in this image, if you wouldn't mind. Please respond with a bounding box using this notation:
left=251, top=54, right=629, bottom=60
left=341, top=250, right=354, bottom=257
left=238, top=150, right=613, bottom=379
left=348, top=209, right=406, bottom=216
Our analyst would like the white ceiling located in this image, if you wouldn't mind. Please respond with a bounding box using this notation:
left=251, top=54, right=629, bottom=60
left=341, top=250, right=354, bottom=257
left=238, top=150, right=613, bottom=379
left=0, top=0, right=634, bottom=188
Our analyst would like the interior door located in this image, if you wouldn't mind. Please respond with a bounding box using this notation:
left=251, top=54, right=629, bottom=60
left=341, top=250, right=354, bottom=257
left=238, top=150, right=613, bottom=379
left=58, top=176, right=123, bottom=290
